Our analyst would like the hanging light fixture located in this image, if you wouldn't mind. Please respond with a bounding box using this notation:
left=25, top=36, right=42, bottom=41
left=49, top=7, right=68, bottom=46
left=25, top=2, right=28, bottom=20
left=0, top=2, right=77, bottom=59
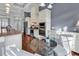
left=48, top=4, right=52, bottom=9
left=40, top=3, right=45, bottom=6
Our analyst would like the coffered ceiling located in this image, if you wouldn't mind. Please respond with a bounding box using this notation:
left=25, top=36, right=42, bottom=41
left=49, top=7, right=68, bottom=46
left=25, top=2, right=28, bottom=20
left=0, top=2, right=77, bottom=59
left=0, top=3, right=30, bottom=18
left=0, top=3, right=41, bottom=19
left=13, top=3, right=27, bottom=8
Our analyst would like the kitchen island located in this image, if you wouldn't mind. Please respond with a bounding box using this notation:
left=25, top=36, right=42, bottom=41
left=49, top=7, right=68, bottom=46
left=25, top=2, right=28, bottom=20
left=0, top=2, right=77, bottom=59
left=0, top=30, right=22, bottom=49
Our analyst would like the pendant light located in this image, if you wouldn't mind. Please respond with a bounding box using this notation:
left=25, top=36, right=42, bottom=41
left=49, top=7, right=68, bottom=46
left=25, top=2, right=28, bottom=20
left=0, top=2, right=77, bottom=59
left=48, top=4, right=52, bottom=9
left=40, top=3, right=45, bottom=7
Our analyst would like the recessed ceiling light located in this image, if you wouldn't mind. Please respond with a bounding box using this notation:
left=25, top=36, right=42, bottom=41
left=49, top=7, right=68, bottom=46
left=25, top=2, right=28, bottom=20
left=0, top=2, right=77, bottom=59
left=5, top=7, right=10, bottom=14
left=5, top=3, right=10, bottom=7
left=6, top=7, right=10, bottom=10
left=5, top=4, right=10, bottom=14
left=6, top=11, right=9, bottom=14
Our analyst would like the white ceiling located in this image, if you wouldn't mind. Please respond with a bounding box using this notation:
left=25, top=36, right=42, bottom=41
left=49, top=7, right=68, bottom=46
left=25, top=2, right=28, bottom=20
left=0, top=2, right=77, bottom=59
left=0, top=3, right=31, bottom=18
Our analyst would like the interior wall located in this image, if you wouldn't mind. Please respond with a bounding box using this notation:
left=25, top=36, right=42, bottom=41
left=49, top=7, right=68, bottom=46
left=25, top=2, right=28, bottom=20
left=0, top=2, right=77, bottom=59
left=51, top=3, right=79, bottom=31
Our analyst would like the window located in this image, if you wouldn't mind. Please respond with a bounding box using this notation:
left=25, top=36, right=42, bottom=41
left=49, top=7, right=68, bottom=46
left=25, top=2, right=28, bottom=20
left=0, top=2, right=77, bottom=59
left=0, top=18, right=8, bottom=33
